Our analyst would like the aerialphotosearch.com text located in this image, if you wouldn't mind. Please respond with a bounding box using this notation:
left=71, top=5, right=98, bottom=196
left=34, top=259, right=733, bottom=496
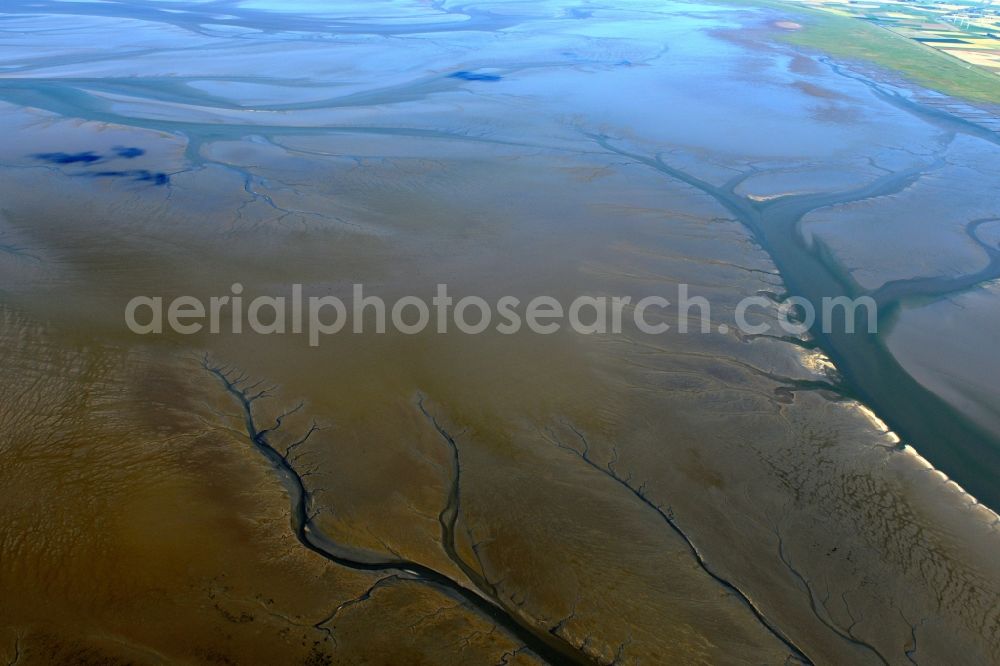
left=125, top=283, right=878, bottom=346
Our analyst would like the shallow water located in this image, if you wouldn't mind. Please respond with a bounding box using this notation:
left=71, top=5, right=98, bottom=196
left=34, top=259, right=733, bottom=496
left=1, top=1, right=999, bottom=664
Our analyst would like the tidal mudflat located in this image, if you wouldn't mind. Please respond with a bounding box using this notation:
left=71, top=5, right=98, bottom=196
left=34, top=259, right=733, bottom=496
left=1, top=1, right=999, bottom=664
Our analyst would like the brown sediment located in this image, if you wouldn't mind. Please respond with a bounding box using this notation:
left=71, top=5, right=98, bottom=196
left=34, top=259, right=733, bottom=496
left=199, top=357, right=596, bottom=666
left=2, top=1, right=1000, bottom=663
left=792, top=80, right=849, bottom=100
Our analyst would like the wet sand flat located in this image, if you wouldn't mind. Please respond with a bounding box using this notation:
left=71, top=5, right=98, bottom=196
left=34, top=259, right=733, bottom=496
left=1, top=1, right=999, bottom=664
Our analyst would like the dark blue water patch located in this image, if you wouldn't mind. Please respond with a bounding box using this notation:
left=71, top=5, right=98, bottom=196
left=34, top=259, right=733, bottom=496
left=93, top=169, right=169, bottom=186
left=449, top=70, right=502, bottom=82
left=140, top=171, right=170, bottom=186
left=34, top=151, right=101, bottom=165
left=114, top=146, right=145, bottom=159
